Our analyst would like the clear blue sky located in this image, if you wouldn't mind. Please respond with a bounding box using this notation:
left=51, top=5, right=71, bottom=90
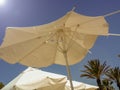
left=0, top=0, right=120, bottom=89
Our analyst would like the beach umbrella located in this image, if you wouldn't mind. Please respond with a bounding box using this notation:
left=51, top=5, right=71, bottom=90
left=1, top=9, right=120, bottom=90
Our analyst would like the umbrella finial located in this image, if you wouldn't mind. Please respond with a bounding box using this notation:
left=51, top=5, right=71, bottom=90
left=72, top=6, right=76, bottom=11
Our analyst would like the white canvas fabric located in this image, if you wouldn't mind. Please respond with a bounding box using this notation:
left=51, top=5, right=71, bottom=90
left=65, top=80, right=98, bottom=90
left=1, top=67, right=67, bottom=90
left=2, top=67, right=98, bottom=90
left=0, top=11, right=108, bottom=67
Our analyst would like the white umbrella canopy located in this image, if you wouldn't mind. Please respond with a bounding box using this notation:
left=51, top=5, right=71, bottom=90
left=0, top=11, right=108, bottom=66
left=0, top=10, right=109, bottom=90
left=1, top=67, right=67, bottom=90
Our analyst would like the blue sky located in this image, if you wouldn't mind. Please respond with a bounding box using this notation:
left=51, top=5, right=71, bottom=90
left=0, top=0, right=120, bottom=88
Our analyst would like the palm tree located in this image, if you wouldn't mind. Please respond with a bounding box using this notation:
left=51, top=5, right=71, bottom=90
left=0, top=82, right=4, bottom=89
left=80, top=59, right=110, bottom=90
left=118, top=54, right=120, bottom=58
left=102, top=78, right=114, bottom=90
left=106, top=67, right=120, bottom=90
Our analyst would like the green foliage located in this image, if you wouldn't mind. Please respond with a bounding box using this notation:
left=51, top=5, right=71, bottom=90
left=118, top=54, right=120, bottom=58
left=0, top=82, right=4, bottom=89
left=106, top=67, right=120, bottom=90
left=80, top=56, right=120, bottom=90
left=80, top=59, right=110, bottom=79
left=80, top=59, right=110, bottom=90
left=102, top=79, right=115, bottom=90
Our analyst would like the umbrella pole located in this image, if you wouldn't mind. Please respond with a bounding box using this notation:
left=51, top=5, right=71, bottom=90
left=63, top=51, right=74, bottom=90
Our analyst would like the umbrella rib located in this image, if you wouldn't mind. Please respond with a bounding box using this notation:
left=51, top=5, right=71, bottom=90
left=7, top=27, right=57, bottom=34
left=1, top=36, right=38, bottom=49
left=73, top=10, right=119, bottom=27
left=51, top=33, right=63, bottom=63
left=18, top=31, right=58, bottom=62
left=57, top=41, right=64, bottom=53
left=65, top=31, right=89, bottom=51
left=66, top=25, right=79, bottom=51
left=52, top=42, right=60, bottom=63
left=62, top=29, right=68, bottom=52
left=78, top=16, right=105, bottom=27
left=0, top=32, right=56, bottom=49
left=8, top=28, right=38, bottom=34
left=61, top=11, right=74, bottom=27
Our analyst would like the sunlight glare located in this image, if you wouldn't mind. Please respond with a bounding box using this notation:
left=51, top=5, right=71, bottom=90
left=0, top=0, right=6, bottom=6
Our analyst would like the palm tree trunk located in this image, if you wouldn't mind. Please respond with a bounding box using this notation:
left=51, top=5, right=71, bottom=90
left=96, top=78, right=102, bottom=90
left=117, top=82, right=120, bottom=90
